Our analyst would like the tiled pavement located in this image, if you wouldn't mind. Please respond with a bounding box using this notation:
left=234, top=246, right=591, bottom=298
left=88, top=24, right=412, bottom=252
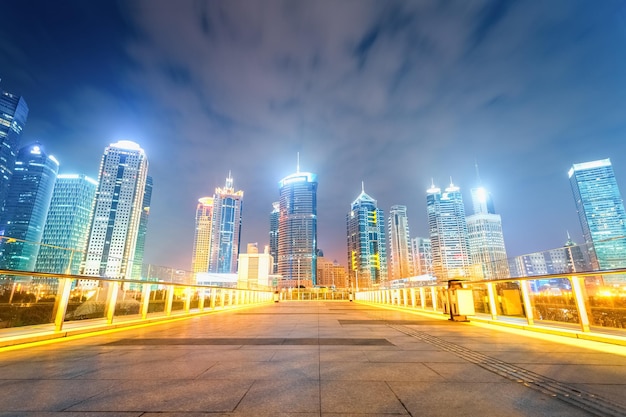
left=1, top=301, right=625, bottom=416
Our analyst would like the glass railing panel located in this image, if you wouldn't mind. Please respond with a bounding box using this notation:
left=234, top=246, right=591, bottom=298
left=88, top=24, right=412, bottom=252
left=170, top=287, right=185, bottom=312
left=0, top=276, right=58, bottom=327
left=471, top=284, right=490, bottom=314
left=147, top=289, right=167, bottom=314
left=423, top=288, right=433, bottom=308
left=527, top=278, right=580, bottom=325
left=494, top=282, right=524, bottom=318
left=585, top=273, right=626, bottom=330
left=112, top=287, right=142, bottom=319
left=64, top=282, right=108, bottom=321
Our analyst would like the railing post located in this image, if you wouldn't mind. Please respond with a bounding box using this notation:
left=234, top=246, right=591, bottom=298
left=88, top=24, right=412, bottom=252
left=487, top=282, right=498, bottom=320
left=140, top=283, right=151, bottom=319
left=198, top=288, right=205, bottom=311
left=420, top=287, right=426, bottom=309
left=403, top=288, right=408, bottom=307
left=165, top=285, right=175, bottom=316
left=431, top=287, right=438, bottom=311
left=220, top=289, right=226, bottom=308
left=184, top=287, right=192, bottom=312
left=210, top=288, right=216, bottom=309
left=570, top=276, right=591, bottom=332
left=520, top=280, right=534, bottom=326
left=410, top=288, right=416, bottom=308
left=105, top=281, right=119, bottom=324
left=53, top=278, right=73, bottom=331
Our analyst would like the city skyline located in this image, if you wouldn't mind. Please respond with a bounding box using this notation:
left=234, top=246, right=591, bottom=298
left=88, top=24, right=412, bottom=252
left=1, top=1, right=625, bottom=269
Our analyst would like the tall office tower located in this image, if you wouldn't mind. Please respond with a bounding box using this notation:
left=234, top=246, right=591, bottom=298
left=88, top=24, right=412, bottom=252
left=411, top=237, right=433, bottom=276
left=387, top=205, right=413, bottom=280
left=564, top=232, right=591, bottom=273
left=278, top=163, right=318, bottom=286
left=0, top=143, right=59, bottom=272
left=83, top=141, right=148, bottom=281
left=466, top=185, right=509, bottom=280
left=346, top=184, right=387, bottom=288
left=569, top=159, right=626, bottom=273
left=192, top=196, right=214, bottom=274
left=0, top=90, right=29, bottom=213
left=130, top=175, right=153, bottom=280
left=208, top=172, right=244, bottom=274
left=427, top=181, right=471, bottom=281
left=34, top=174, right=97, bottom=274
left=269, top=201, right=279, bottom=273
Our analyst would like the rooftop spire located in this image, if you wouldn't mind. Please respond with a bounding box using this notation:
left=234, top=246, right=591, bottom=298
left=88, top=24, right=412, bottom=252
left=361, top=181, right=365, bottom=193
left=296, top=152, right=300, bottom=173
left=225, top=171, right=233, bottom=189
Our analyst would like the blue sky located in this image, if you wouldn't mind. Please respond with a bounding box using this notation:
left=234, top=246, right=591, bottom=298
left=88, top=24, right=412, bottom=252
left=2, top=0, right=626, bottom=269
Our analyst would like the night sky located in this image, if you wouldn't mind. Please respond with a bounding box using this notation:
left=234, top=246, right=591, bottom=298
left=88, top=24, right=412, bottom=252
left=1, top=1, right=626, bottom=270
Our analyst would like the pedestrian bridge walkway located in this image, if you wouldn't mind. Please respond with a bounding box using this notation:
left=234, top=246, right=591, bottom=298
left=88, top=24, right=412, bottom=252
left=1, top=300, right=626, bottom=416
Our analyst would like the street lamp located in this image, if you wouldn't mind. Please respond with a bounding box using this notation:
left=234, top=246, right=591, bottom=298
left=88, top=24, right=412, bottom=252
left=297, top=258, right=301, bottom=300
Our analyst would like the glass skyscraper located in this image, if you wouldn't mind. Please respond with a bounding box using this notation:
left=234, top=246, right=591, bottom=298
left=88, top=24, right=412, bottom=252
left=269, top=201, right=279, bottom=274
left=192, top=196, right=214, bottom=274
left=0, top=90, right=29, bottom=213
left=209, top=173, right=243, bottom=274
left=35, top=174, right=97, bottom=274
left=131, top=175, right=153, bottom=280
left=388, top=205, right=413, bottom=280
left=278, top=166, right=318, bottom=286
left=83, top=141, right=149, bottom=282
left=569, top=158, right=626, bottom=272
left=0, top=143, right=59, bottom=272
left=427, top=181, right=471, bottom=281
left=346, top=185, right=387, bottom=288
left=411, top=237, right=433, bottom=277
left=466, top=185, right=509, bottom=280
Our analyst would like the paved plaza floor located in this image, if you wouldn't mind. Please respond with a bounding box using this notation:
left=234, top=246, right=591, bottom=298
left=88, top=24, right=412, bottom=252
left=1, top=301, right=625, bottom=416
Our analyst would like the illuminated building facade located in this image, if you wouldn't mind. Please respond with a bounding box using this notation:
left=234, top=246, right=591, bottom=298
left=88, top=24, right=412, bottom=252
left=35, top=174, right=97, bottom=274
left=192, top=196, right=214, bottom=274
left=427, top=181, right=471, bottom=280
left=0, top=143, right=59, bottom=272
left=269, top=201, right=279, bottom=273
left=466, top=186, right=509, bottom=280
left=411, top=237, right=433, bottom=277
left=130, top=175, right=152, bottom=280
left=317, top=255, right=347, bottom=288
left=346, top=185, right=387, bottom=288
left=209, top=173, right=243, bottom=274
left=388, top=205, right=413, bottom=280
left=569, top=159, right=626, bottom=273
left=83, top=141, right=149, bottom=281
left=278, top=166, right=317, bottom=286
left=0, top=90, right=28, bottom=214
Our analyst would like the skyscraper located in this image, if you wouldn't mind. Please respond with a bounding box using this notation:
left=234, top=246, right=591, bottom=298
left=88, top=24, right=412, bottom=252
left=130, top=175, right=153, bottom=280
left=192, top=196, right=214, bottom=274
left=466, top=185, right=509, bottom=280
left=0, top=90, right=29, bottom=213
left=427, top=181, right=471, bottom=281
left=388, top=205, right=413, bottom=280
left=0, top=143, right=59, bottom=272
left=269, top=201, right=279, bottom=274
left=569, top=158, right=626, bottom=272
left=208, top=172, right=243, bottom=274
left=83, top=140, right=149, bottom=281
left=35, top=174, right=97, bottom=274
left=346, top=184, right=387, bottom=288
left=278, top=163, right=318, bottom=286
left=411, top=237, right=433, bottom=277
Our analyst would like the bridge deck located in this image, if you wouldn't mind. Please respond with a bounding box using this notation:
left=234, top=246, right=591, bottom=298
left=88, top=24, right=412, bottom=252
left=1, top=301, right=626, bottom=416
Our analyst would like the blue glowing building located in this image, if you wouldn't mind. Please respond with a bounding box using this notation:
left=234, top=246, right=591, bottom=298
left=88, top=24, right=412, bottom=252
left=0, top=90, right=29, bottom=213
left=209, top=173, right=243, bottom=274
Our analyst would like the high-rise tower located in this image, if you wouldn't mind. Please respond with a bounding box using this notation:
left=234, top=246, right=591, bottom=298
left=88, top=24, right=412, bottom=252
left=427, top=181, right=471, bottom=281
left=269, top=201, right=279, bottom=274
left=569, top=159, right=626, bottom=272
left=411, top=237, right=433, bottom=277
left=35, top=174, right=97, bottom=274
left=0, top=143, right=59, bottom=272
left=131, top=175, right=153, bottom=280
left=466, top=185, right=509, bottom=280
left=208, top=173, right=243, bottom=274
left=0, top=90, right=29, bottom=213
left=388, top=205, right=413, bottom=280
left=278, top=161, right=318, bottom=286
left=346, top=184, right=387, bottom=288
left=83, top=141, right=148, bottom=281
left=192, top=196, right=214, bottom=274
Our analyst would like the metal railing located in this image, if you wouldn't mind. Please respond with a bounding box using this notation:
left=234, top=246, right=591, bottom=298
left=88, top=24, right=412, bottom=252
left=355, top=269, right=626, bottom=341
left=0, top=270, right=273, bottom=345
